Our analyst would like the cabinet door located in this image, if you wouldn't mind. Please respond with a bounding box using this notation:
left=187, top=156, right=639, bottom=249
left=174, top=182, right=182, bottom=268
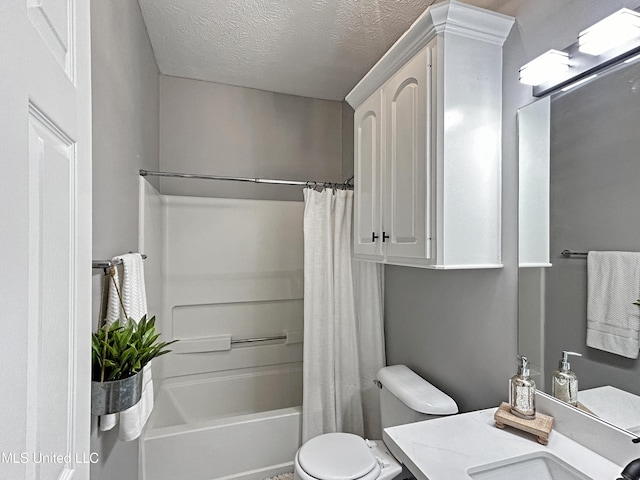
left=353, top=90, right=384, bottom=260
left=384, top=46, right=432, bottom=261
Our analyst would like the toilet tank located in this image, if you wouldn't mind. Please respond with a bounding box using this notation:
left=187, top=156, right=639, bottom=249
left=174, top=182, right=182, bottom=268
left=377, top=365, right=458, bottom=429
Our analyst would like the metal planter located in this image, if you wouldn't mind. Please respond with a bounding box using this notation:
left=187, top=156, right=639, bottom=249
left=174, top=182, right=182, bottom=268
left=91, top=370, right=143, bottom=415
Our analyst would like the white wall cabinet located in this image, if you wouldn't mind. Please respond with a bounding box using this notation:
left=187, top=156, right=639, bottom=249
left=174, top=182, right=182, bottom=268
left=347, top=0, right=514, bottom=269
left=353, top=89, right=384, bottom=260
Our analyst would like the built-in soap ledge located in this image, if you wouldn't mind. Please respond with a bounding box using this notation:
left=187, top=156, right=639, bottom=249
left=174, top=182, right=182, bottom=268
left=172, top=330, right=303, bottom=354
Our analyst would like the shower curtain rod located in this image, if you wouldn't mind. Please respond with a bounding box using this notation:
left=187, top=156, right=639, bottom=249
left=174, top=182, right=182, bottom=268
left=140, top=170, right=354, bottom=190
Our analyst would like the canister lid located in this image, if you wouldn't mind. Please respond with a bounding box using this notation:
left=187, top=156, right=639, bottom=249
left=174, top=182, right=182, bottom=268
left=377, top=365, right=458, bottom=415
left=298, top=433, right=378, bottom=480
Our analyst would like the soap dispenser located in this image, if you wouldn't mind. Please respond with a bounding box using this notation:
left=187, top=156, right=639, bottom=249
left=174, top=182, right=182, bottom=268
left=552, top=351, right=582, bottom=406
left=510, top=355, right=536, bottom=419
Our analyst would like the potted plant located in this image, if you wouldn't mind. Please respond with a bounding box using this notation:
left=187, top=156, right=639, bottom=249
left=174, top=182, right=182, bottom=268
left=91, top=315, right=176, bottom=415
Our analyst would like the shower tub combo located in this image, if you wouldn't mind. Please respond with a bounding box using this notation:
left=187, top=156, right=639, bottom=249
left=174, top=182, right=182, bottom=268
left=141, top=365, right=302, bottom=480
left=140, top=184, right=305, bottom=480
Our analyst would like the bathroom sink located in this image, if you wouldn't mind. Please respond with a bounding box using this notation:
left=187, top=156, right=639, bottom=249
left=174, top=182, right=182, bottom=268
left=467, top=452, right=592, bottom=480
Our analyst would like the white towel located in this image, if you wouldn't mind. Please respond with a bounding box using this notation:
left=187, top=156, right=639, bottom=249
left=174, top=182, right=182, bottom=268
left=119, top=362, right=154, bottom=441
left=105, top=262, right=125, bottom=325
left=586, top=251, right=640, bottom=359
left=99, top=253, right=154, bottom=441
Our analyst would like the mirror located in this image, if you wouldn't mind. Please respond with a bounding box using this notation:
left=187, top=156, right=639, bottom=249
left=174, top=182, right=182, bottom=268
left=518, top=54, right=640, bottom=432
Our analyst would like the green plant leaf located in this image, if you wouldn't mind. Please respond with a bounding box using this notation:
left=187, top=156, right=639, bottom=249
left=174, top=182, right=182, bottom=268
left=92, top=314, right=178, bottom=381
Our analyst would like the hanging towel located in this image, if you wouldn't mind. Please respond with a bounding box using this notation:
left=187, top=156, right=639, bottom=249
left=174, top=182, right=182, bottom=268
left=99, top=253, right=154, bottom=441
left=586, top=251, right=640, bottom=359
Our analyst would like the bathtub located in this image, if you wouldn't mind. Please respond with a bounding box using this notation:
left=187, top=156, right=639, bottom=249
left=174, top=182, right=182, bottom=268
left=141, top=364, right=302, bottom=480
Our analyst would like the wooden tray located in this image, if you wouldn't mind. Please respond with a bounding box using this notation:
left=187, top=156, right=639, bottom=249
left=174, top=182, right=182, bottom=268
left=494, top=402, right=553, bottom=445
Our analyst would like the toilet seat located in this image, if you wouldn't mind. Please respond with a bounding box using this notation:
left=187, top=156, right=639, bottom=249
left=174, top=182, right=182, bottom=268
left=295, top=433, right=381, bottom=480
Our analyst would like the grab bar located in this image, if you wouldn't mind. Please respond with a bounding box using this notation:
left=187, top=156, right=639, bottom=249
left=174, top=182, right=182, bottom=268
left=231, top=335, right=286, bottom=345
left=172, top=330, right=303, bottom=354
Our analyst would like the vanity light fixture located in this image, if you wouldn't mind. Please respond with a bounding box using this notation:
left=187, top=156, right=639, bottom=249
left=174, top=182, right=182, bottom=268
left=624, top=53, right=640, bottom=64
left=519, top=50, right=570, bottom=86
left=560, top=74, right=598, bottom=92
left=520, top=7, right=640, bottom=97
left=578, top=8, right=640, bottom=56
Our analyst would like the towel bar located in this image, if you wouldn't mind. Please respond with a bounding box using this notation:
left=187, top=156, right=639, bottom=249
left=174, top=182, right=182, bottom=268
left=561, top=250, right=588, bottom=258
left=92, top=254, right=147, bottom=270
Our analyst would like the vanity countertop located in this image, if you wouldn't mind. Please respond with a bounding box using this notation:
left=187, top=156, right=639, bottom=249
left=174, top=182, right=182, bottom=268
left=579, top=386, right=640, bottom=432
left=383, top=407, right=621, bottom=480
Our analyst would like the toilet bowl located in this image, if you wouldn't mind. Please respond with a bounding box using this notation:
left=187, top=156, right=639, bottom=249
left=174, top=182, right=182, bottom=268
left=294, top=433, right=401, bottom=480
left=294, top=365, right=458, bottom=480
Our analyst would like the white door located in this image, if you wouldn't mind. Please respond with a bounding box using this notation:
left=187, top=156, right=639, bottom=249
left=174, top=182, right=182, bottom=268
left=384, top=45, right=432, bottom=262
left=353, top=90, right=384, bottom=261
left=0, top=1, right=92, bottom=479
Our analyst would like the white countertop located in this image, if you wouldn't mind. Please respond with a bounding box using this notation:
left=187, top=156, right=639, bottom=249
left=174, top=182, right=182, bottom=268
left=579, top=386, right=640, bottom=432
left=383, top=408, right=622, bottom=480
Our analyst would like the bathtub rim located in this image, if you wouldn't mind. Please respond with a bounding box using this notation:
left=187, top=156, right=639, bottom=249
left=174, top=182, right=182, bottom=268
left=148, top=362, right=303, bottom=429
left=144, top=405, right=302, bottom=440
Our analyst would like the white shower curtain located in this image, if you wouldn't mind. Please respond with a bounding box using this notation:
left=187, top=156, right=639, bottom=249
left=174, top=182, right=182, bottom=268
left=302, top=188, right=385, bottom=442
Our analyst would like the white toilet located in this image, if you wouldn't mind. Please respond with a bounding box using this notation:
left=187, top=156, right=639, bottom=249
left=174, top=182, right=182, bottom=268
left=294, top=365, right=458, bottom=480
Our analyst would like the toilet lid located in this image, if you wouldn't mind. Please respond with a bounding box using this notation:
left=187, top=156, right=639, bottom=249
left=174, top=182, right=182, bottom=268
left=298, top=433, right=377, bottom=480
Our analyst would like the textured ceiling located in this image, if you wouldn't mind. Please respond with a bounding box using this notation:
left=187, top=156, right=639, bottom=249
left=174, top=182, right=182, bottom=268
left=138, top=0, right=442, bottom=100
left=137, top=0, right=523, bottom=100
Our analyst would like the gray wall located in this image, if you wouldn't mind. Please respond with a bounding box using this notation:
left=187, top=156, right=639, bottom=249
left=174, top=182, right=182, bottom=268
left=90, top=62, right=343, bottom=480
left=382, top=0, right=639, bottom=413
left=544, top=57, right=640, bottom=395
left=342, top=102, right=355, bottom=181
left=159, top=75, right=344, bottom=201
left=90, top=0, right=159, bottom=478
left=383, top=0, right=523, bottom=414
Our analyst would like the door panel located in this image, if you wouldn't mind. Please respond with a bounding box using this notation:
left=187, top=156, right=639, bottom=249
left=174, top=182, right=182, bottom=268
left=353, top=90, right=384, bottom=260
left=28, top=0, right=74, bottom=78
left=390, top=81, right=418, bottom=243
left=1, top=1, right=91, bottom=478
left=384, top=47, right=432, bottom=261
left=27, top=105, right=78, bottom=479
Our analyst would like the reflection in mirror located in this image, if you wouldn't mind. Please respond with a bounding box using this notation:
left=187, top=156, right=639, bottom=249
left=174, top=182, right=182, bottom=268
left=518, top=55, right=640, bottom=433
left=518, top=97, right=551, bottom=269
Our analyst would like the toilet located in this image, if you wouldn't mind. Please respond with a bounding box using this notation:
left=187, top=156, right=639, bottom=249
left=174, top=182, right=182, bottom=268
left=294, top=365, right=458, bottom=480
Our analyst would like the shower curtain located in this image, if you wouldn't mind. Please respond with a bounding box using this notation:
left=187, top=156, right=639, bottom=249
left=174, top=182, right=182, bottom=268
left=302, top=188, right=385, bottom=442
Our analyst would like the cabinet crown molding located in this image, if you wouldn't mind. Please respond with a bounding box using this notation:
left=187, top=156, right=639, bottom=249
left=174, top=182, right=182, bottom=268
left=345, top=0, right=514, bottom=109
